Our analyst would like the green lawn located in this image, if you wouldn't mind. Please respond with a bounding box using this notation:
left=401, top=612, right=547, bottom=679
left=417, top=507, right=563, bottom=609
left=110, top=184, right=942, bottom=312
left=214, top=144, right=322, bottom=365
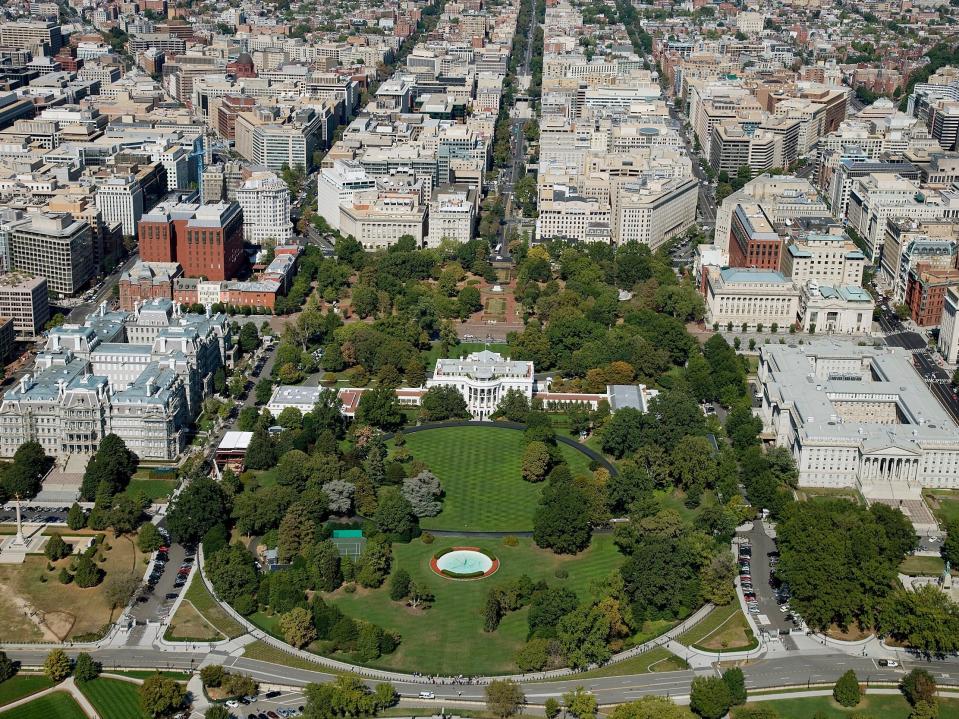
left=242, top=641, right=333, bottom=673
left=0, top=676, right=54, bottom=707
left=121, top=478, right=177, bottom=502
left=733, top=695, right=959, bottom=719
left=542, top=647, right=689, bottom=680
left=677, top=603, right=757, bottom=652
left=899, top=555, right=946, bottom=576
left=329, top=534, right=624, bottom=675
left=108, top=671, right=189, bottom=681
left=78, top=677, right=146, bottom=719
left=0, top=691, right=87, bottom=718
left=925, top=490, right=959, bottom=527
left=184, top=575, right=246, bottom=639
left=398, top=425, right=595, bottom=532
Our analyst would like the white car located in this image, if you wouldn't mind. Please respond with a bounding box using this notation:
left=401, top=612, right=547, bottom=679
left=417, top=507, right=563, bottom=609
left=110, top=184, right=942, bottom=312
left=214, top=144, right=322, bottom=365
left=226, top=700, right=239, bottom=708
left=419, top=691, right=436, bottom=699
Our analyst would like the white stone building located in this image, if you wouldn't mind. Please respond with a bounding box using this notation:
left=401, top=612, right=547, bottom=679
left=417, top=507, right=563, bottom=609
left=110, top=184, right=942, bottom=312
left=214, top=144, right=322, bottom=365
left=94, top=175, right=145, bottom=238
left=798, top=282, right=874, bottom=334
left=236, top=171, right=294, bottom=245
left=758, top=341, right=959, bottom=495
left=427, top=188, right=476, bottom=246
left=0, top=300, right=231, bottom=460
left=315, top=160, right=376, bottom=231
left=427, top=350, right=534, bottom=420
left=938, top=285, right=959, bottom=362
left=705, top=268, right=801, bottom=330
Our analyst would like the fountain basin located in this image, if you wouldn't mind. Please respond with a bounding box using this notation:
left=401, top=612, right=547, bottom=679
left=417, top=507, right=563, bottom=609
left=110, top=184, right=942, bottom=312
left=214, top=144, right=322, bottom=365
left=430, top=547, right=499, bottom=579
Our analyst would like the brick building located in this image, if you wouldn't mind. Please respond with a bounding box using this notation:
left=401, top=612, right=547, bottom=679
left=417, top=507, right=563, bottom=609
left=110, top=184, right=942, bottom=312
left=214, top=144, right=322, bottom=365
left=905, top=263, right=959, bottom=327
left=137, top=202, right=245, bottom=281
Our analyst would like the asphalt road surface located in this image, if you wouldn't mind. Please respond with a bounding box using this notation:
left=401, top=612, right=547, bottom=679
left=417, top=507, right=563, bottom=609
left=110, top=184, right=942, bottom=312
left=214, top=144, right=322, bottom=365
left=5, top=646, right=957, bottom=705
left=67, top=252, right=140, bottom=324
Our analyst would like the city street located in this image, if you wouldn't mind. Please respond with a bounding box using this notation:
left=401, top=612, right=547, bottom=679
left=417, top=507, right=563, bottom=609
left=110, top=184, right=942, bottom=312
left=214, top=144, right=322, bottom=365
left=67, top=252, right=140, bottom=324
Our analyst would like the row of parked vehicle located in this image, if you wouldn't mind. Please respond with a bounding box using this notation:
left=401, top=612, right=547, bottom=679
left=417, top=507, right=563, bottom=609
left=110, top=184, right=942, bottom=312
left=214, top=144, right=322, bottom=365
left=739, top=543, right=760, bottom=616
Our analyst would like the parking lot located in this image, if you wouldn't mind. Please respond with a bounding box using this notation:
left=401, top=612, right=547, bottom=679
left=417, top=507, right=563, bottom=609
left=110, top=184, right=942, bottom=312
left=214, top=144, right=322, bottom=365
left=738, top=522, right=800, bottom=641
left=0, top=506, right=70, bottom=524
left=130, top=528, right=194, bottom=624
left=208, top=689, right=307, bottom=719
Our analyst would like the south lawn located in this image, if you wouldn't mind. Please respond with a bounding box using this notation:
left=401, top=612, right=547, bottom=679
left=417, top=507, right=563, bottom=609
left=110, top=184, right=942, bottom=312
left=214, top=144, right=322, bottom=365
left=327, top=534, right=626, bottom=675
left=397, top=425, right=595, bottom=532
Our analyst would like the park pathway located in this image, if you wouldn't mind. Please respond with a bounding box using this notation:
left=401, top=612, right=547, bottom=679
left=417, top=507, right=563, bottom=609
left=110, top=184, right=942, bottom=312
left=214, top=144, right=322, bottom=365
left=0, top=676, right=101, bottom=718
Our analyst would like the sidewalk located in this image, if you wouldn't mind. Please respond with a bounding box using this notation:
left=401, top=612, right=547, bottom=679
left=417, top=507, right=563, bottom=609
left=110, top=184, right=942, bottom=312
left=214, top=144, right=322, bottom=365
left=0, top=677, right=101, bottom=718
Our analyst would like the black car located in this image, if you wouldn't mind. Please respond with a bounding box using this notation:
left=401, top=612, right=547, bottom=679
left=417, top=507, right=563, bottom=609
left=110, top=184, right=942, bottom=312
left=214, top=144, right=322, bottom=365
left=165, top=593, right=178, bottom=600
left=264, top=691, right=281, bottom=699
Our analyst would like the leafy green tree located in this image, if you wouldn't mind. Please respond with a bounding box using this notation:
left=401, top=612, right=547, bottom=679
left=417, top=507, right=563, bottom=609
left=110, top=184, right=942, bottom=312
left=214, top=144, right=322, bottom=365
left=833, top=670, right=861, bottom=707
left=43, top=649, right=71, bottom=682
left=879, top=585, right=959, bottom=656
left=690, top=676, right=732, bottom=719
left=521, top=441, right=552, bottom=483
left=356, top=386, right=404, bottom=431
left=901, top=668, right=937, bottom=706
left=608, top=697, right=687, bottom=719
left=562, top=687, right=597, bottom=719
left=200, top=665, right=224, bottom=687
left=355, top=623, right=383, bottom=662
left=254, top=379, right=274, bottom=405
left=909, top=700, right=940, bottom=719
left=373, top=487, right=418, bottom=541
left=355, top=538, right=391, bottom=588
left=302, top=675, right=395, bottom=719
left=599, top=407, right=645, bottom=458
left=138, top=522, right=163, bottom=552
left=280, top=607, right=317, bottom=648
left=557, top=603, right=614, bottom=669
left=139, top=673, right=186, bottom=718
left=166, top=476, right=231, bottom=545
left=401, top=471, right=443, bottom=517
left=533, top=477, right=592, bottom=554
left=214, top=366, right=226, bottom=394
left=278, top=504, right=317, bottom=562
left=205, top=706, right=231, bottom=719
left=486, top=679, right=525, bottom=718
left=239, top=323, right=260, bottom=353
left=514, top=638, right=550, bottom=671
left=389, top=568, right=411, bottom=601
left=73, top=653, right=100, bottom=682
left=529, top=585, right=579, bottom=637
left=74, top=555, right=102, bottom=588
left=722, top=667, right=747, bottom=706
left=79, top=435, right=136, bottom=500
left=67, top=502, right=86, bottom=530
left=493, top=389, right=529, bottom=422
left=205, top=544, right=259, bottom=605
left=0, top=651, right=15, bottom=682
left=544, top=697, right=561, bottom=719
left=44, top=534, right=70, bottom=561
left=420, top=385, right=470, bottom=421
left=244, top=427, right=277, bottom=470
left=941, top=518, right=959, bottom=566
left=3, top=441, right=53, bottom=499
left=777, top=499, right=911, bottom=632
